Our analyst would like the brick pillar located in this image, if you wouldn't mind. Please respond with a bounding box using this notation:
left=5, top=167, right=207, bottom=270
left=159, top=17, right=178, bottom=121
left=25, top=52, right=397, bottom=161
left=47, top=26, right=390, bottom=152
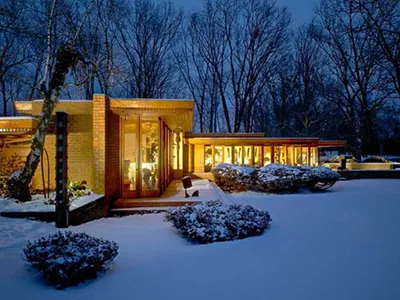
left=93, top=94, right=108, bottom=195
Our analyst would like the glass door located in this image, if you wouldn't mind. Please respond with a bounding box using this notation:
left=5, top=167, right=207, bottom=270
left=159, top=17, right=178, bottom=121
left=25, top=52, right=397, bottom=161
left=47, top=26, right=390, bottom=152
left=122, top=117, right=139, bottom=198
left=140, top=117, right=160, bottom=197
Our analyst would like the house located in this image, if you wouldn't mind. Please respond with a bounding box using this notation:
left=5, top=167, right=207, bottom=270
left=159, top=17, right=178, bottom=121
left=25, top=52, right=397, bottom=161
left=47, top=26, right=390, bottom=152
left=0, top=94, right=345, bottom=207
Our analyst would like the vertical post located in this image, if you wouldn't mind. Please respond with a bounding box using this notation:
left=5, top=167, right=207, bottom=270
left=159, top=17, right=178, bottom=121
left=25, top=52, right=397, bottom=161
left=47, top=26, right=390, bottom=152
left=55, top=111, right=69, bottom=228
left=271, top=145, right=275, bottom=163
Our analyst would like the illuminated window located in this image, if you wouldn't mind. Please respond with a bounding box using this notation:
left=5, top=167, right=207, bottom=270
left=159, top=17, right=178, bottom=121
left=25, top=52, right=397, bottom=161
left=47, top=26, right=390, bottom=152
left=234, top=146, right=243, bottom=164
left=310, top=147, right=318, bottom=166
left=172, top=132, right=183, bottom=170
left=274, top=146, right=287, bottom=164
left=224, top=146, right=232, bottom=163
left=205, top=145, right=212, bottom=172
left=263, top=146, right=271, bottom=166
left=254, top=146, right=261, bottom=165
left=141, top=118, right=159, bottom=191
left=123, top=118, right=137, bottom=192
left=244, top=146, right=252, bottom=165
left=287, top=146, right=294, bottom=166
left=215, top=146, right=223, bottom=165
left=302, top=147, right=309, bottom=165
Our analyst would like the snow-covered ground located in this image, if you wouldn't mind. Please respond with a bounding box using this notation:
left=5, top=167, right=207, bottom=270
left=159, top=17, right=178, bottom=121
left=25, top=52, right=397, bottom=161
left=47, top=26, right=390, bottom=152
left=1, top=180, right=400, bottom=300
left=0, top=193, right=103, bottom=213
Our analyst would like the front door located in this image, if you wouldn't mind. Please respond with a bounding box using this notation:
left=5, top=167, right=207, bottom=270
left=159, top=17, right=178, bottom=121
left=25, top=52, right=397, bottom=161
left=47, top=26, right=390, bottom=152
left=122, top=116, right=140, bottom=198
left=121, top=116, right=160, bottom=198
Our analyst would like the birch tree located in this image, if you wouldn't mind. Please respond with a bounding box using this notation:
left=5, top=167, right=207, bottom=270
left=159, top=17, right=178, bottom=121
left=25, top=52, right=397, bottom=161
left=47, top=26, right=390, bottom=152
left=7, top=0, right=93, bottom=200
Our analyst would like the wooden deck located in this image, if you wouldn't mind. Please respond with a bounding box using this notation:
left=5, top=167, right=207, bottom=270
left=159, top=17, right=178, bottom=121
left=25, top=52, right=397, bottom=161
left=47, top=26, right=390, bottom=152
left=111, top=179, right=228, bottom=214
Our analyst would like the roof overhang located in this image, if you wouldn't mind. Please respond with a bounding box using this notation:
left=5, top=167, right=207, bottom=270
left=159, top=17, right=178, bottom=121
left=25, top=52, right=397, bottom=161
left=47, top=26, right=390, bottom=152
left=0, top=117, right=37, bottom=144
left=185, top=135, right=320, bottom=146
left=15, top=100, right=93, bottom=115
left=110, top=98, right=194, bottom=132
left=318, top=140, right=347, bottom=148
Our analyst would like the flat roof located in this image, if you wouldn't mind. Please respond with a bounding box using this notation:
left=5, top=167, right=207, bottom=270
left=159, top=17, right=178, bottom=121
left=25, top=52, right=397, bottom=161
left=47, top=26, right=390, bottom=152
left=185, top=134, right=346, bottom=147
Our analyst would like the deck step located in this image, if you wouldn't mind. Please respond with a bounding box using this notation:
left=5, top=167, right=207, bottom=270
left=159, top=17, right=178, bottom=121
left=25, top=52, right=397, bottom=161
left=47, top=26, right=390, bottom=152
left=112, top=199, right=202, bottom=209
left=110, top=207, right=171, bottom=216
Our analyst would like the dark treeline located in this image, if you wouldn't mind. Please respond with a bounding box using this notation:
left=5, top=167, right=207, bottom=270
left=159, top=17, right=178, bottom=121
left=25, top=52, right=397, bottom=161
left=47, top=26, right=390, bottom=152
left=0, top=0, right=399, bottom=155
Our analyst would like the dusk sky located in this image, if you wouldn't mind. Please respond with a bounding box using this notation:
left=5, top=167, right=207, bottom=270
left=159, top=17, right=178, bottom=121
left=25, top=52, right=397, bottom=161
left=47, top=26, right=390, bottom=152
left=173, top=0, right=319, bottom=26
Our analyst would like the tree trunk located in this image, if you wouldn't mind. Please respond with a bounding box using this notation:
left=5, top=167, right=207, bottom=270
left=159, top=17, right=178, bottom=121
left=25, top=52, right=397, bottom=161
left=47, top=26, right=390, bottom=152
left=7, top=45, right=85, bottom=201
left=7, top=91, right=58, bottom=200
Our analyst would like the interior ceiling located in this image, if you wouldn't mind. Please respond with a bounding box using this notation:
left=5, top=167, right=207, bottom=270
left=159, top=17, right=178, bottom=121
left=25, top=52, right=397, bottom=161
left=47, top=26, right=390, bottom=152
left=112, top=107, right=192, bottom=132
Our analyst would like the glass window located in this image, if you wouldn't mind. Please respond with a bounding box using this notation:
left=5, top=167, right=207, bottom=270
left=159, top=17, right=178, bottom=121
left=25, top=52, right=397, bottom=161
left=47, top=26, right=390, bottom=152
left=172, top=132, right=183, bottom=170
left=214, top=146, right=223, bottom=165
left=302, top=147, right=309, bottom=165
left=254, top=146, right=261, bottom=165
left=263, top=146, right=271, bottom=166
left=123, top=118, right=137, bottom=192
left=234, top=146, right=243, bottom=164
left=205, top=145, right=212, bottom=172
left=274, top=146, right=287, bottom=165
left=244, top=146, right=252, bottom=165
left=310, top=147, right=318, bottom=166
left=287, top=146, right=294, bottom=166
left=141, top=118, right=159, bottom=191
left=224, top=146, right=232, bottom=163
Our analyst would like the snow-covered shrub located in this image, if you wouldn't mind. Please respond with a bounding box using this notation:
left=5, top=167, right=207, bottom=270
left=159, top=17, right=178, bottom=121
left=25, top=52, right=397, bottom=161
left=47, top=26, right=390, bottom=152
left=361, top=156, right=390, bottom=163
left=300, top=166, right=340, bottom=189
left=212, top=163, right=254, bottom=192
left=0, top=151, right=24, bottom=195
left=23, top=231, right=119, bottom=288
left=165, top=202, right=271, bottom=243
left=213, top=163, right=340, bottom=192
left=68, top=180, right=92, bottom=200
left=254, top=164, right=304, bottom=192
left=43, top=180, right=91, bottom=205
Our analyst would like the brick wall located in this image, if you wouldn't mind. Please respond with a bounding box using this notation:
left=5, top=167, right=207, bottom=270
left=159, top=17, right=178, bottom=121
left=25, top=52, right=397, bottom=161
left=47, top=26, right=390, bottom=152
left=69, top=196, right=106, bottom=225
left=4, top=114, right=94, bottom=191
left=92, top=94, right=107, bottom=195
left=0, top=195, right=107, bottom=226
left=92, top=94, right=121, bottom=214
left=105, top=111, right=120, bottom=201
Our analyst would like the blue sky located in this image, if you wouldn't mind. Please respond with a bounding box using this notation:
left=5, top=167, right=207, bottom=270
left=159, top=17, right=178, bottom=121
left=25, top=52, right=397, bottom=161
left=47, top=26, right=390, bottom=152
left=173, top=0, right=318, bottom=26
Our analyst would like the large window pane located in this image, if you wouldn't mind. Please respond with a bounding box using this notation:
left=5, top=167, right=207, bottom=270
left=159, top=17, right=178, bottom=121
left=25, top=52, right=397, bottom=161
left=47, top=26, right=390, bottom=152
left=263, top=146, right=271, bottom=166
left=302, top=147, right=309, bottom=165
left=205, top=145, right=212, bottom=172
left=310, top=147, right=317, bottom=166
left=123, top=118, right=137, bottom=192
left=234, top=146, right=243, bottom=164
left=254, top=146, right=261, bottom=165
left=224, top=146, right=232, bottom=163
left=172, top=132, right=182, bottom=170
left=274, top=146, right=287, bottom=165
left=244, top=146, right=252, bottom=165
left=287, top=146, right=294, bottom=166
left=214, top=146, right=223, bottom=165
left=141, top=118, right=159, bottom=191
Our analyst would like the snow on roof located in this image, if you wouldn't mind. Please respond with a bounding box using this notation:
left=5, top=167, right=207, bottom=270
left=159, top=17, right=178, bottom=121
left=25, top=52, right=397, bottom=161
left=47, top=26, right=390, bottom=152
left=0, top=116, right=38, bottom=120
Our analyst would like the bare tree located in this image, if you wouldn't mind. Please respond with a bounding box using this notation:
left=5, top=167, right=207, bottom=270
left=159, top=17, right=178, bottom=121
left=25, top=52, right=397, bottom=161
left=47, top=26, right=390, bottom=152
left=186, top=0, right=291, bottom=133
left=116, top=0, right=183, bottom=98
left=291, top=25, right=334, bottom=137
left=7, top=0, right=93, bottom=200
left=313, top=0, right=390, bottom=154
left=0, top=0, right=33, bottom=115
left=354, top=0, right=400, bottom=97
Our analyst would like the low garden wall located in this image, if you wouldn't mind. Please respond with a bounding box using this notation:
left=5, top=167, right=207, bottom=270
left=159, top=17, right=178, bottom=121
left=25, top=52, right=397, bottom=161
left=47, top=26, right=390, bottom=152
left=0, top=195, right=106, bottom=225
left=325, top=162, right=398, bottom=170
left=338, top=170, right=400, bottom=179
